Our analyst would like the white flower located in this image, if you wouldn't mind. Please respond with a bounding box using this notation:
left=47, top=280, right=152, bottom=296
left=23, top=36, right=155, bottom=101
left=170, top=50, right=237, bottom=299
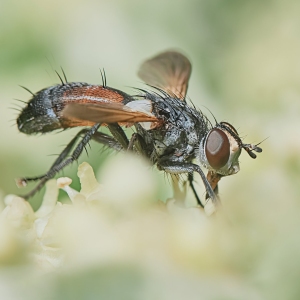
left=1, top=154, right=299, bottom=299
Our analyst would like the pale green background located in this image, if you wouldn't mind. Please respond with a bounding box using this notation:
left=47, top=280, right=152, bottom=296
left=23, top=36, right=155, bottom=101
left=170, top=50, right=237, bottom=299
left=1, top=0, right=299, bottom=209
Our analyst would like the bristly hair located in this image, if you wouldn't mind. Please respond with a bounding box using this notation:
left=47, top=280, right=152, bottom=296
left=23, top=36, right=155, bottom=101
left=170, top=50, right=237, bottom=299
left=54, top=67, right=68, bottom=85
left=99, top=68, right=107, bottom=87
left=19, top=85, right=35, bottom=96
left=131, top=85, right=213, bottom=137
left=13, top=98, right=27, bottom=104
left=61, top=67, right=68, bottom=83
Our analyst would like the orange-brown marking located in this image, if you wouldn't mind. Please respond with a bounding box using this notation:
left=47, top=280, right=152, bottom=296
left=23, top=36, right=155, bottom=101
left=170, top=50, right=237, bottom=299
left=58, top=86, right=126, bottom=128
left=207, top=171, right=222, bottom=191
left=63, top=86, right=125, bottom=104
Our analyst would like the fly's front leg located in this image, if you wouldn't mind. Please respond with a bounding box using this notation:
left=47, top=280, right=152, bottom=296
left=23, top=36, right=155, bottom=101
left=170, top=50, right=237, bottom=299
left=188, top=173, right=204, bottom=208
left=158, top=161, right=220, bottom=207
left=188, top=171, right=222, bottom=206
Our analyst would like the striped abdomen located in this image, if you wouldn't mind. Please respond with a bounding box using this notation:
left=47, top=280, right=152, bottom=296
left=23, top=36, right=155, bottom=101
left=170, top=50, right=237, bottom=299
left=17, top=82, right=133, bottom=134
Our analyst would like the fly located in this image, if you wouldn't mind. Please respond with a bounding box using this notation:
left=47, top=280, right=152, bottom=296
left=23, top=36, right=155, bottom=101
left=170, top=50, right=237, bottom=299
left=16, top=51, right=262, bottom=207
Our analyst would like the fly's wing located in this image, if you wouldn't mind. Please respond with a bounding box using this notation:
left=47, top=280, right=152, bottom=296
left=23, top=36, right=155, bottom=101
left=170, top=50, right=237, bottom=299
left=62, top=102, right=159, bottom=124
left=137, top=51, right=192, bottom=100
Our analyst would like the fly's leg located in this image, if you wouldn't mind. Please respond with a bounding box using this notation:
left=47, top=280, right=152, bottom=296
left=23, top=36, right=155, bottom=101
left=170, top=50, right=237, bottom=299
left=188, top=173, right=204, bottom=208
left=127, top=133, right=148, bottom=157
left=20, top=130, right=121, bottom=199
left=127, top=133, right=138, bottom=151
left=17, top=123, right=102, bottom=199
left=188, top=172, right=222, bottom=207
left=18, top=131, right=86, bottom=184
left=17, top=124, right=103, bottom=184
left=158, top=161, right=220, bottom=207
left=206, top=184, right=218, bottom=200
left=108, top=124, right=129, bottom=150
left=86, top=130, right=122, bottom=152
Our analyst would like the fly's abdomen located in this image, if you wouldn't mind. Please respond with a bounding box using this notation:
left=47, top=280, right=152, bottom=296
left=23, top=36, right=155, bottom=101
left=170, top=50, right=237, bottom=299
left=17, top=83, right=133, bottom=134
left=17, top=86, right=62, bottom=134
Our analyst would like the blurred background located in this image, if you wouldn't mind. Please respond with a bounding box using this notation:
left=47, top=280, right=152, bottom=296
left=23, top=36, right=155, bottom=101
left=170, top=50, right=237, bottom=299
left=1, top=0, right=300, bottom=298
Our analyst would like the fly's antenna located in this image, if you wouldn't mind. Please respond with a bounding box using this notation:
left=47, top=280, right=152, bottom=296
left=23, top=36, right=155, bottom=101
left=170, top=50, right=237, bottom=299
left=242, top=137, right=266, bottom=159
left=256, top=136, right=269, bottom=146
left=19, top=85, right=35, bottom=96
left=242, top=143, right=263, bottom=159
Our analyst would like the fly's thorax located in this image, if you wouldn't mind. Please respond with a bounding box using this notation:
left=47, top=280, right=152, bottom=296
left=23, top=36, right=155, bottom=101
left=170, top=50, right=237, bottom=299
left=198, top=122, right=242, bottom=176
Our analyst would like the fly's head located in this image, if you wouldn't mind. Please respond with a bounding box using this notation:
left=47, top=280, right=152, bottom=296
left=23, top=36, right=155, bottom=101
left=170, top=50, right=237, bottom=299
left=199, top=122, right=262, bottom=176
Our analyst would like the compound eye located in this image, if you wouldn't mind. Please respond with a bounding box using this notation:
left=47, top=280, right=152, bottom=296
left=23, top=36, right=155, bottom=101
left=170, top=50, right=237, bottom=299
left=205, top=128, right=230, bottom=170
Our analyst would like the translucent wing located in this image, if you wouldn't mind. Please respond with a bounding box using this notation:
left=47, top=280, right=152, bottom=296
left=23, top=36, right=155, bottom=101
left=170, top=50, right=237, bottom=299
left=62, top=102, right=159, bottom=124
left=137, top=51, right=192, bottom=100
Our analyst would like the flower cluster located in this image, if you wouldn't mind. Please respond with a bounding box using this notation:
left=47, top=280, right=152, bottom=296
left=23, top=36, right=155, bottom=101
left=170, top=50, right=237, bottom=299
left=0, top=154, right=299, bottom=299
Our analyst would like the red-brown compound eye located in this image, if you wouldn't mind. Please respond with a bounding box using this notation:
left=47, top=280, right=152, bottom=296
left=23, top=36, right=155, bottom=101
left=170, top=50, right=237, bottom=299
left=205, top=128, right=230, bottom=170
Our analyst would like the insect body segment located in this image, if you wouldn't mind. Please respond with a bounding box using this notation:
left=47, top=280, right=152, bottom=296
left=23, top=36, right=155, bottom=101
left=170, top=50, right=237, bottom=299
left=16, top=51, right=262, bottom=208
left=17, top=83, right=133, bottom=134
